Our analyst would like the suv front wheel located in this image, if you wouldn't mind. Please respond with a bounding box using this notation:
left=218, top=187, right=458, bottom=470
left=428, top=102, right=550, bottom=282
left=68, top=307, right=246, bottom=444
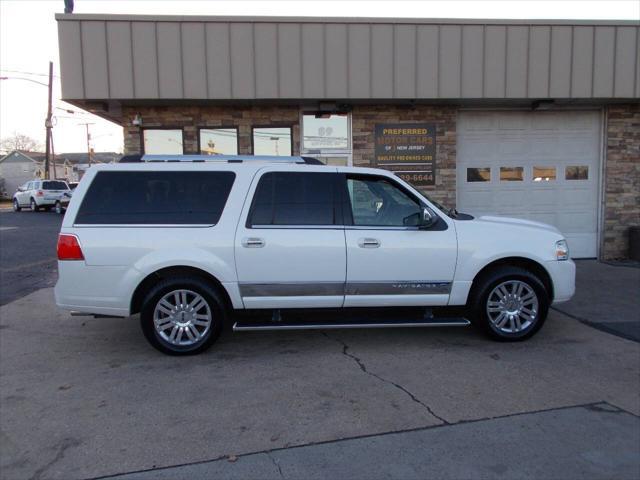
left=469, top=266, right=549, bottom=341
left=140, top=277, right=225, bottom=355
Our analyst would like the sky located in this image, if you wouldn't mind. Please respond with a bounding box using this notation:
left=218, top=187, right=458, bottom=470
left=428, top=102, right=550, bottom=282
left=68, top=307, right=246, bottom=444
left=0, top=0, right=638, bottom=154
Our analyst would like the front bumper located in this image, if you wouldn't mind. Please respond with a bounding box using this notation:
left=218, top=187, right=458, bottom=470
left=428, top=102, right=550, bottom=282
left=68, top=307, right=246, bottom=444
left=545, top=259, right=576, bottom=304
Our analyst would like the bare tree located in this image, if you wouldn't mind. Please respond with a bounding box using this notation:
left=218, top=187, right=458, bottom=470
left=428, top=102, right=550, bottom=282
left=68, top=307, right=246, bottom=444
left=0, top=132, right=43, bottom=154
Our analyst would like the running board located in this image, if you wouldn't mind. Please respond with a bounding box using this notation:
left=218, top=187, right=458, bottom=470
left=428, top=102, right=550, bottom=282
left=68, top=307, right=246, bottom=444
left=233, top=317, right=470, bottom=332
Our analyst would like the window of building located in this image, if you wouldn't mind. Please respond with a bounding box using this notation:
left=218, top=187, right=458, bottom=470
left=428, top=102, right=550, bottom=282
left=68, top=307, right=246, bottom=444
left=466, top=168, right=491, bottom=182
left=75, top=171, right=235, bottom=225
left=248, top=172, right=338, bottom=226
left=301, top=112, right=352, bottom=166
left=252, top=127, right=292, bottom=156
left=533, top=166, right=556, bottom=182
left=500, top=167, right=524, bottom=181
left=199, top=128, right=239, bottom=155
left=142, top=129, right=184, bottom=154
left=346, top=175, right=422, bottom=227
left=565, top=166, right=589, bottom=180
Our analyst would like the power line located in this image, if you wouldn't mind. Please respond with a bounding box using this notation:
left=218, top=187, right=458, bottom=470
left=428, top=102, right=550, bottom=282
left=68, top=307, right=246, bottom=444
left=0, top=68, right=60, bottom=78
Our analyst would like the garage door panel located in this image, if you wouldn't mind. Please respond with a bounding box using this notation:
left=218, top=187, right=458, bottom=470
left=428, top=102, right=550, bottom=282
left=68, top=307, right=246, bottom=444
left=457, top=110, right=601, bottom=258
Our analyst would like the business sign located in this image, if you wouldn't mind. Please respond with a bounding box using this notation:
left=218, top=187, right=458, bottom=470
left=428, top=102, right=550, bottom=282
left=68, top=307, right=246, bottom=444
left=374, top=123, right=436, bottom=186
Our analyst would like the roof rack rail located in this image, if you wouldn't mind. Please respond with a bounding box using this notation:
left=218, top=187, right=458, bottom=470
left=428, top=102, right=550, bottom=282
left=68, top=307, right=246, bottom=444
left=139, top=154, right=323, bottom=165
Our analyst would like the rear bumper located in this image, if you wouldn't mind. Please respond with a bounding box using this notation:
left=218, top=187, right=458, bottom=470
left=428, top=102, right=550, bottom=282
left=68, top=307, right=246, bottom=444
left=546, top=259, right=576, bottom=304
left=54, top=261, right=132, bottom=317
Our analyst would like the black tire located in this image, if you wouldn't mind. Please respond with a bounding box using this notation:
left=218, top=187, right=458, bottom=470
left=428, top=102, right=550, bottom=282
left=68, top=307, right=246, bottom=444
left=55, top=201, right=63, bottom=214
left=30, top=198, right=39, bottom=212
left=140, top=276, right=226, bottom=355
left=12, top=199, right=21, bottom=212
left=468, top=266, right=549, bottom=341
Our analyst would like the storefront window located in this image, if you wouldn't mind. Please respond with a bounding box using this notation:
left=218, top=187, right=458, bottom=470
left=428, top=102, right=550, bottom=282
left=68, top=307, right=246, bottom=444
left=142, top=129, right=184, bottom=154
left=302, top=113, right=349, bottom=151
left=252, top=127, right=292, bottom=156
left=199, top=128, right=238, bottom=155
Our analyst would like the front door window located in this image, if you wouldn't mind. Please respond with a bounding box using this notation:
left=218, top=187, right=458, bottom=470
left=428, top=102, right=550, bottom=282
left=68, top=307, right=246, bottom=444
left=347, top=176, right=422, bottom=227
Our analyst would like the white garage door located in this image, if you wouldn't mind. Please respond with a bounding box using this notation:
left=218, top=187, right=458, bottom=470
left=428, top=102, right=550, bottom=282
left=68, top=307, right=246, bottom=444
left=457, top=111, right=601, bottom=258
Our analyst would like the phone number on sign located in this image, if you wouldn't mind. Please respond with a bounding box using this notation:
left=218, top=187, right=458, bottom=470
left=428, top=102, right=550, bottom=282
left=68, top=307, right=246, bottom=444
left=395, top=172, right=434, bottom=183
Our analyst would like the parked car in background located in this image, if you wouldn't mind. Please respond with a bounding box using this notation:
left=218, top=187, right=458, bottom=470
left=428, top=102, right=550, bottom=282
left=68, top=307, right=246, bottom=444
left=68, top=182, right=79, bottom=190
left=55, top=155, right=576, bottom=355
left=55, top=190, right=74, bottom=214
left=13, top=179, right=70, bottom=212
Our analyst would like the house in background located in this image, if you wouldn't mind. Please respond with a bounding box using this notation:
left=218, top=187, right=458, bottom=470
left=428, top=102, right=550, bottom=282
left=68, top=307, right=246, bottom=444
left=0, top=150, right=121, bottom=198
left=0, top=151, right=44, bottom=198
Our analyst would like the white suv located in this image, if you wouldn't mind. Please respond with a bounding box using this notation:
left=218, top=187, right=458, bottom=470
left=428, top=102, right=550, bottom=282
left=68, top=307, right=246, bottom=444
left=13, top=179, right=70, bottom=212
left=55, top=155, right=575, bottom=355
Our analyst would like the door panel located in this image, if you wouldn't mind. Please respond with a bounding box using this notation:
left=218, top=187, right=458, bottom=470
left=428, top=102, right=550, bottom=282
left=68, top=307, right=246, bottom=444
left=344, top=228, right=457, bottom=307
left=236, top=228, right=346, bottom=308
left=341, top=173, right=457, bottom=307
left=234, top=168, right=347, bottom=309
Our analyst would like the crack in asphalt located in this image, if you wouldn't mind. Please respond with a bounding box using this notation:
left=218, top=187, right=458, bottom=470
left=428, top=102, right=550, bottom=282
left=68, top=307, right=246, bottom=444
left=321, top=332, right=450, bottom=425
left=266, top=452, right=285, bottom=479
left=31, top=437, right=81, bottom=480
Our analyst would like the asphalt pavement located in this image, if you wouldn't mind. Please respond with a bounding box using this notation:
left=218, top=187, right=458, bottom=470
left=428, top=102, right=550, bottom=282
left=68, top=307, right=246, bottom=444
left=0, top=210, right=62, bottom=305
left=0, top=211, right=639, bottom=479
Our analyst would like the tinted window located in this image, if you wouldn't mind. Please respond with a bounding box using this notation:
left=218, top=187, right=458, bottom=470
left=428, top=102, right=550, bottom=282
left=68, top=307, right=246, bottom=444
left=248, top=172, right=337, bottom=226
left=76, top=171, right=235, bottom=225
left=43, top=181, right=68, bottom=190
left=347, top=176, right=421, bottom=227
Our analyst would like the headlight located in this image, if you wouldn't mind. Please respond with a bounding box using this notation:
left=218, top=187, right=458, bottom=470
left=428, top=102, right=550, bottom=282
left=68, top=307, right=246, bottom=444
left=555, top=240, right=569, bottom=261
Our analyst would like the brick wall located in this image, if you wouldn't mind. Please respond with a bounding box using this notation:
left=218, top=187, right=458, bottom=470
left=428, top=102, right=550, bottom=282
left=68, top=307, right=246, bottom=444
left=603, top=104, right=640, bottom=260
left=122, top=103, right=638, bottom=259
left=123, top=105, right=301, bottom=158
left=351, top=105, right=457, bottom=207
left=123, top=104, right=457, bottom=207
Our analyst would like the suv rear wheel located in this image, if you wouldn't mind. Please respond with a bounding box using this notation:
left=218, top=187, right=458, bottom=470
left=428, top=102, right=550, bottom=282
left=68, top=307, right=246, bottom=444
left=468, top=266, right=549, bottom=341
left=30, top=198, right=39, bottom=212
left=140, top=277, right=225, bottom=355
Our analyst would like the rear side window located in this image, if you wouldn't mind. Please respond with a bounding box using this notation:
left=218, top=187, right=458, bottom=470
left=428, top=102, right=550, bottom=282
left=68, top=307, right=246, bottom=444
left=248, top=172, right=338, bottom=226
left=43, top=181, right=68, bottom=190
left=75, top=171, right=235, bottom=225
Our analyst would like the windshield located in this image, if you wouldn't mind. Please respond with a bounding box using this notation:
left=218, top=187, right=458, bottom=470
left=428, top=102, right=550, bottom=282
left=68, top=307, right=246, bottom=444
left=43, top=181, right=69, bottom=190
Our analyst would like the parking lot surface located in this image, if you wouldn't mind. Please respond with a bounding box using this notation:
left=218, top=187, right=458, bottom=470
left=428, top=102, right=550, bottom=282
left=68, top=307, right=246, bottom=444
left=0, top=211, right=62, bottom=305
left=0, top=211, right=639, bottom=479
left=1, top=288, right=639, bottom=479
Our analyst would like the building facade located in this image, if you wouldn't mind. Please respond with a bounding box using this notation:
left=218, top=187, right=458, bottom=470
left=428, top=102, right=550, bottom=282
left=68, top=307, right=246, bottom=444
left=56, top=14, right=639, bottom=259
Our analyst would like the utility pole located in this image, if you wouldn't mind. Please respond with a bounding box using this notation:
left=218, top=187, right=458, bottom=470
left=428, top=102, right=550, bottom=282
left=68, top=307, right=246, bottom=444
left=44, top=61, right=53, bottom=179
left=80, top=123, right=95, bottom=166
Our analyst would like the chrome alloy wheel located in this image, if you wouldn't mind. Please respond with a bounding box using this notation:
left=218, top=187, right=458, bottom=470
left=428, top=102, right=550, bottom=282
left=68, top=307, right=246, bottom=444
left=153, top=289, right=212, bottom=346
left=486, top=280, right=539, bottom=334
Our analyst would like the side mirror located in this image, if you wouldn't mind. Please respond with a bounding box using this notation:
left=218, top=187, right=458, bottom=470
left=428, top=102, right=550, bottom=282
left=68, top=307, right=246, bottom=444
left=17, top=187, right=24, bottom=192
left=420, top=207, right=437, bottom=228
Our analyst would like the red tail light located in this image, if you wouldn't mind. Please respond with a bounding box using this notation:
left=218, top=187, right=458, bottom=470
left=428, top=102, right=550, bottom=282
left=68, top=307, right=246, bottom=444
left=57, top=234, right=84, bottom=261
left=36, top=190, right=44, bottom=196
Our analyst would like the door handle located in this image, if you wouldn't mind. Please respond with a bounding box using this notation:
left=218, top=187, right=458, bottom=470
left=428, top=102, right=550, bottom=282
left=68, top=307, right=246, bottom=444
left=242, top=237, right=265, bottom=248
left=358, top=238, right=381, bottom=248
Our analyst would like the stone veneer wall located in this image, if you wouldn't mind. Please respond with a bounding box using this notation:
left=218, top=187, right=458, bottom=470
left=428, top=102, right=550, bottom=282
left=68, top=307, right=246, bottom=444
left=123, top=104, right=457, bottom=207
left=603, top=103, right=640, bottom=260
left=122, top=103, right=638, bottom=259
